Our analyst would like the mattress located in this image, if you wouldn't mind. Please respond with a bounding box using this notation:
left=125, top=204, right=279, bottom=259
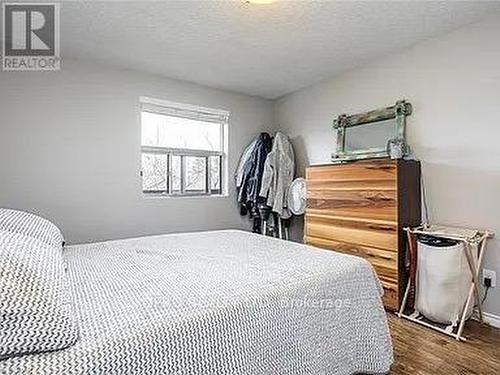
left=0, top=230, right=393, bottom=374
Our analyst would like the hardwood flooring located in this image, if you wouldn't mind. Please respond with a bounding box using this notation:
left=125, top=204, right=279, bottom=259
left=388, top=313, right=500, bottom=374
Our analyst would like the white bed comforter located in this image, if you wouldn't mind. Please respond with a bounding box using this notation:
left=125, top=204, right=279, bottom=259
left=0, top=230, right=393, bottom=374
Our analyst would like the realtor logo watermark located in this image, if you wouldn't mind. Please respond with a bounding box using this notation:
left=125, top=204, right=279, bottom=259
left=2, top=2, right=60, bottom=71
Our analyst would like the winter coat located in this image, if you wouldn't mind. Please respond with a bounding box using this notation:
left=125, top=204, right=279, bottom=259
left=236, top=139, right=257, bottom=190
left=236, top=132, right=273, bottom=216
left=259, top=132, right=295, bottom=219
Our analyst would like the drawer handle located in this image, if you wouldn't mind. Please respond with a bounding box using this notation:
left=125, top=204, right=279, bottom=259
left=367, top=223, right=394, bottom=231
left=366, top=165, right=394, bottom=170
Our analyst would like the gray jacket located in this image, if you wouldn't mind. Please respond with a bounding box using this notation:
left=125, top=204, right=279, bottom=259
left=259, top=132, right=295, bottom=218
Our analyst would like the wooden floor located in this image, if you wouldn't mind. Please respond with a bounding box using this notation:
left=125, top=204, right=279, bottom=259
left=388, top=313, right=500, bottom=374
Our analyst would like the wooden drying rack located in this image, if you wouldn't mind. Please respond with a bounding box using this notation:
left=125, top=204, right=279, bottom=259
left=397, top=224, right=494, bottom=341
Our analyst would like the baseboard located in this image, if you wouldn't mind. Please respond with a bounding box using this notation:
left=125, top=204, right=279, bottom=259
left=473, top=310, right=500, bottom=328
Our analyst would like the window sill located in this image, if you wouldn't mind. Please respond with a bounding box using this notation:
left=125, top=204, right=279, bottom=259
left=142, top=193, right=229, bottom=200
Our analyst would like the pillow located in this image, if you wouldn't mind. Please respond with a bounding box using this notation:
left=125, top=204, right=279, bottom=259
left=0, top=230, right=79, bottom=358
left=0, top=208, right=65, bottom=249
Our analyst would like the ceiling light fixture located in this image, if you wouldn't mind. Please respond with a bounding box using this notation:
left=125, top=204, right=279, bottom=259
left=245, top=0, right=277, bottom=4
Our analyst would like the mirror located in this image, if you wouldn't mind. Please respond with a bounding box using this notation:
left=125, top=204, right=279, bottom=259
left=332, top=100, right=412, bottom=162
left=344, top=119, right=396, bottom=153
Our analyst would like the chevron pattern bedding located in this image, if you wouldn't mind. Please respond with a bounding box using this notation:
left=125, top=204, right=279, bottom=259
left=0, top=208, right=65, bottom=248
left=0, top=230, right=78, bottom=359
left=0, top=230, right=393, bottom=374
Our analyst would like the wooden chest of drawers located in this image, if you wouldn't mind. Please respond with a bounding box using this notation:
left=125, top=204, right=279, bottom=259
left=305, top=158, right=421, bottom=311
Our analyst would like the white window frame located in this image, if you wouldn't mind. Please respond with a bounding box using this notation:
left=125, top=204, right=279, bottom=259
left=140, top=96, right=229, bottom=197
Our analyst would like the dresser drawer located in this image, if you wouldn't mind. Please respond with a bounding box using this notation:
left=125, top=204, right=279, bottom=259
left=307, top=207, right=396, bottom=222
left=306, top=162, right=397, bottom=222
left=306, top=159, right=397, bottom=183
left=381, top=281, right=399, bottom=311
left=306, top=235, right=400, bottom=310
left=308, top=188, right=396, bottom=210
left=305, top=236, right=398, bottom=283
left=305, top=215, right=398, bottom=251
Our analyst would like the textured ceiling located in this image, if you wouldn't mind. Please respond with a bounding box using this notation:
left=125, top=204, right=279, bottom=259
left=59, top=1, right=500, bottom=99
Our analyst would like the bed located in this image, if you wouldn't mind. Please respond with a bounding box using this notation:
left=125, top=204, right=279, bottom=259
left=0, top=229, right=393, bottom=374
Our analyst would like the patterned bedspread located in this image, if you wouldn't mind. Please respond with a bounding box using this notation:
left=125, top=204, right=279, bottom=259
left=0, top=230, right=393, bottom=374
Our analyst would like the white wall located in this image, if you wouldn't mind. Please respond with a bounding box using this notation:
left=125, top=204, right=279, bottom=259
left=274, top=14, right=500, bottom=317
left=0, top=59, right=273, bottom=244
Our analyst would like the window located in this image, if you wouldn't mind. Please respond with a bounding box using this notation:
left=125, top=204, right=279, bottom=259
left=140, top=97, right=228, bottom=197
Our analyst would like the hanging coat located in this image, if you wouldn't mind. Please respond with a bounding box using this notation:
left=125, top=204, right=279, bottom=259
left=235, top=139, right=257, bottom=190
left=236, top=132, right=273, bottom=216
left=259, top=132, right=295, bottom=219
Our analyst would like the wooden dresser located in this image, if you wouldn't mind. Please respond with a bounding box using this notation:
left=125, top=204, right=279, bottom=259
left=305, top=158, right=421, bottom=311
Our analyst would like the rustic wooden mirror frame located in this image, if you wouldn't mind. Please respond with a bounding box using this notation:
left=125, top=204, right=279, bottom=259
left=332, top=100, right=412, bottom=162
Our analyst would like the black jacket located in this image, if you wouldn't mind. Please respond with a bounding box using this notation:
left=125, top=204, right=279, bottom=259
left=237, top=132, right=273, bottom=216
